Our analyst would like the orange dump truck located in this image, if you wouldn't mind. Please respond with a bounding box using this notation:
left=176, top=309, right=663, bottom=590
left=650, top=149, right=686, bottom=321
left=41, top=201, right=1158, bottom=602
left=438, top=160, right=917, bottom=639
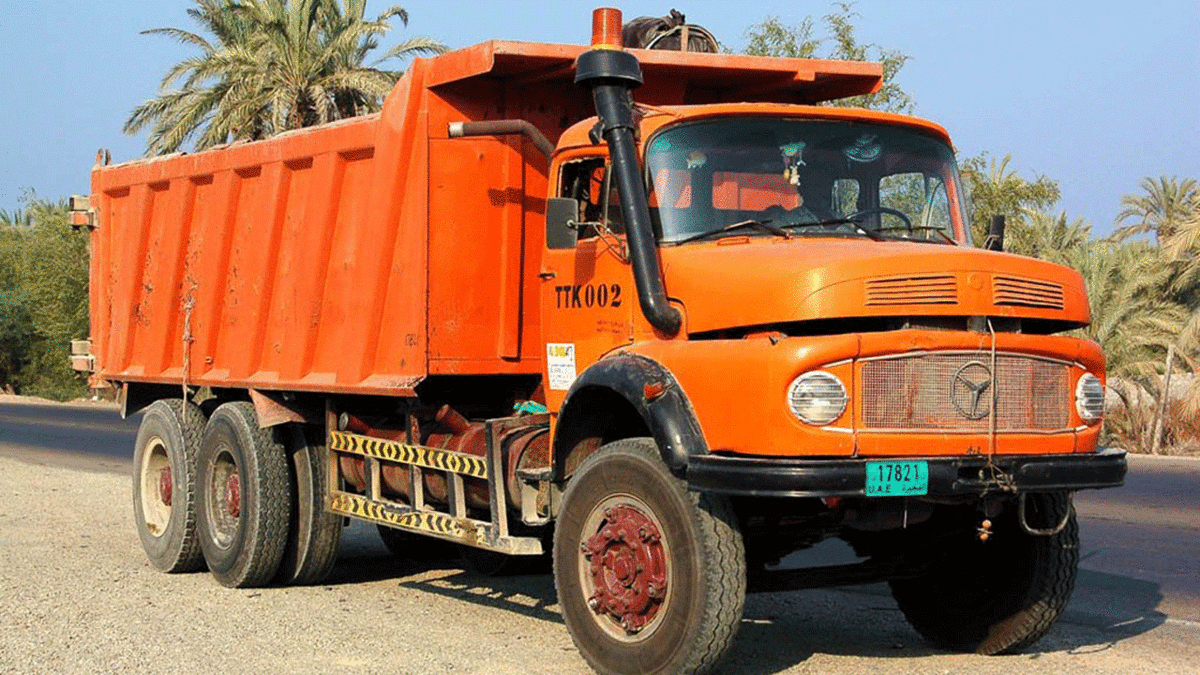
left=74, top=10, right=1125, bottom=675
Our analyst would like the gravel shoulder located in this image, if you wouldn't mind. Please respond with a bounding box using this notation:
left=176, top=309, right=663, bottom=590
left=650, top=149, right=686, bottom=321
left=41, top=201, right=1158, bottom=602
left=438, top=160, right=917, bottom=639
left=1, top=450, right=1198, bottom=674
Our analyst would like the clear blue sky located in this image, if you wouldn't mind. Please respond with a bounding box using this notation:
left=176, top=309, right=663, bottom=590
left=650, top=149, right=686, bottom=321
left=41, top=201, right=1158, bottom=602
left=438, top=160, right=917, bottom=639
left=1, top=0, right=1197, bottom=236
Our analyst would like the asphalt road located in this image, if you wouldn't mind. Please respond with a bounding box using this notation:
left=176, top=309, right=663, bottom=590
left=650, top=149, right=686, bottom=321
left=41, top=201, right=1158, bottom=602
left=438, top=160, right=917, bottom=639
left=1, top=397, right=1198, bottom=674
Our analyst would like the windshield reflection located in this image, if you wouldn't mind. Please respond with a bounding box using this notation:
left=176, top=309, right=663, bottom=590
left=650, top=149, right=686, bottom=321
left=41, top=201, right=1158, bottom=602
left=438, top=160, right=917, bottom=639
left=645, top=118, right=966, bottom=245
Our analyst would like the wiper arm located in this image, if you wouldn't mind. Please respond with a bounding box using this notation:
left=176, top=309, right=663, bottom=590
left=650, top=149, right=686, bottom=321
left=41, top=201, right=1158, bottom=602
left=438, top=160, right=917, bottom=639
left=779, top=218, right=885, bottom=241
left=675, top=219, right=791, bottom=244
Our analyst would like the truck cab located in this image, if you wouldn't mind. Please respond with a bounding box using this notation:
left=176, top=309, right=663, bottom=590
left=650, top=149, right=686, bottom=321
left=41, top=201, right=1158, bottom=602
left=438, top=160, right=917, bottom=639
left=536, top=16, right=1122, bottom=672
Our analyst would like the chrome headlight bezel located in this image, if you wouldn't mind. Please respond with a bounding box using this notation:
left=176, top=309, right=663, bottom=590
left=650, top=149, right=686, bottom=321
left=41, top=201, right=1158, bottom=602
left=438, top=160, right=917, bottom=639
left=1075, top=373, right=1105, bottom=422
left=787, top=371, right=849, bottom=426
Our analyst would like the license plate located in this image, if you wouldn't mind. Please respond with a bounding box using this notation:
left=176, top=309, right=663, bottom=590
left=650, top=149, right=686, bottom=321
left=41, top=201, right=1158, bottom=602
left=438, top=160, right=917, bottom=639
left=864, top=460, right=929, bottom=497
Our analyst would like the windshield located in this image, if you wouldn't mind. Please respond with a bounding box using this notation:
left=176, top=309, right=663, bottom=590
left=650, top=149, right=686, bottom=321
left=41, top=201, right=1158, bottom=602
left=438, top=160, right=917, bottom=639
left=645, top=118, right=967, bottom=245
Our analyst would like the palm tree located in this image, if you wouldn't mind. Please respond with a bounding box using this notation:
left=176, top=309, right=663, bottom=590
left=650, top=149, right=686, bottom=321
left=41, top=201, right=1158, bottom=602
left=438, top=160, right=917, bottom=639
left=1060, top=239, right=1185, bottom=381
left=1156, top=190, right=1200, bottom=299
left=1011, top=210, right=1091, bottom=262
left=125, top=0, right=446, bottom=155
left=1111, top=176, right=1199, bottom=244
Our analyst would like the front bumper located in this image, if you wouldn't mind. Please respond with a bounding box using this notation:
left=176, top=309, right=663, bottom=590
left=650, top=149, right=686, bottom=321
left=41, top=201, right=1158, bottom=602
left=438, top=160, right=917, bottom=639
left=686, top=447, right=1127, bottom=498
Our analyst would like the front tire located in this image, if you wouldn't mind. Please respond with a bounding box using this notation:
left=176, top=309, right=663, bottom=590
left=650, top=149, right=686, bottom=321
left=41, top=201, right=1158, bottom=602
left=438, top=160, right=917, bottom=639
left=132, top=399, right=207, bottom=573
left=197, top=402, right=291, bottom=588
left=553, top=438, right=746, bottom=675
left=889, top=492, right=1079, bottom=654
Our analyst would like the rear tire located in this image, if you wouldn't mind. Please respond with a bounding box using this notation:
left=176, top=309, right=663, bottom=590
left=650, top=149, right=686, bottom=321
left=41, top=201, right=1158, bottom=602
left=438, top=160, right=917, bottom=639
left=889, top=492, right=1078, bottom=654
left=197, top=402, right=291, bottom=588
left=275, top=425, right=342, bottom=585
left=132, top=399, right=207, bottom=573
left=554, top=438, right=746, bottom=675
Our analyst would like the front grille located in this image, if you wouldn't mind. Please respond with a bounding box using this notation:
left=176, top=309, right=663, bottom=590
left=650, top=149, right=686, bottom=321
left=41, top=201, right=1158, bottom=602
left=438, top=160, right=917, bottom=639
left=860, top=352, right=1069, bottom=431
left=993, top=276, right=1065, bottom=310
left=865, top=275, right=958, bottom=306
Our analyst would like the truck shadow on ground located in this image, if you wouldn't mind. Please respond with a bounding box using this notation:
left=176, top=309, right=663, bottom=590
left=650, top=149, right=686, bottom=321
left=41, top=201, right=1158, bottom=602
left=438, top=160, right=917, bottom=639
left=724, top=572, right=1167, bottom=675
left=329, top=547, right=563, bottom=625
left=322, top=530, right=1169, bottom=673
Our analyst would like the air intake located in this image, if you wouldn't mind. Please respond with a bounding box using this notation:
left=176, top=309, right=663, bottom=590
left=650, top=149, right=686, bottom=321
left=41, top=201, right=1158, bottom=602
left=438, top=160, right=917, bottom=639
left=865, top=275, right=958, bottom=306
left=993, top=276, right=1065, bottom=310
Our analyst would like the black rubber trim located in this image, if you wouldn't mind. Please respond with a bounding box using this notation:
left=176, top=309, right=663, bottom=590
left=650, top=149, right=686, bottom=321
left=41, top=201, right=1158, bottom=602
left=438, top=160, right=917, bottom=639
left=686, top=448, right=1127, bottom=498
left=554, top=352, right=707, bottom=474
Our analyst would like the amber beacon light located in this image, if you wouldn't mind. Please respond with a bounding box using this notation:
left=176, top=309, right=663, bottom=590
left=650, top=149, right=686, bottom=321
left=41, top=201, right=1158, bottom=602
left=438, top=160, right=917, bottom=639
left=590, top=8, right=623, bottom=49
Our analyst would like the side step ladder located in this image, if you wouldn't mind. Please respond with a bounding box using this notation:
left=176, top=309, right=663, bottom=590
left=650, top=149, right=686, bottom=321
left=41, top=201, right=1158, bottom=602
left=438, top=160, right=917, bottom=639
left=326, top=414, right=550, bottom=555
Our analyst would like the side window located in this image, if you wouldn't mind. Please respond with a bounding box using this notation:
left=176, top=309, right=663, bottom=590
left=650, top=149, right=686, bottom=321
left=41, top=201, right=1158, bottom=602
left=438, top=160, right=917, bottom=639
left=559, top=158, right=624, bottom=241
left=880, top=172, right=952, bottom=235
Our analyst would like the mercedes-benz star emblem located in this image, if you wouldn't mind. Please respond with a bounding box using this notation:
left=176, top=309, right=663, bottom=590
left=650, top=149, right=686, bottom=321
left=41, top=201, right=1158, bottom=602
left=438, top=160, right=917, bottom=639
left=951, top=361, right=993, bottom=420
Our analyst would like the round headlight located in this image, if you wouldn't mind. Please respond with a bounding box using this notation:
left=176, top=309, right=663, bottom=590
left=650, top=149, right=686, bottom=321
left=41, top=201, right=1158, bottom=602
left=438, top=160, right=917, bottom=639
left=1075, top=373, right=1104, bottom=422
left=787, top=371, right=848, bottom=425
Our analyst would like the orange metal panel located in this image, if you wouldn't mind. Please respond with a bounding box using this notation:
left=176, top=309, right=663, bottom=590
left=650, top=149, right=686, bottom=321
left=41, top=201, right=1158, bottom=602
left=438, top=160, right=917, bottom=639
left=427, top=137, right=528, bottom=366
left=658, top=239, right=1091, bottom=336
left=627, top=329, right=1102, bottom=459
left=90, top=79, right=427, bottom=395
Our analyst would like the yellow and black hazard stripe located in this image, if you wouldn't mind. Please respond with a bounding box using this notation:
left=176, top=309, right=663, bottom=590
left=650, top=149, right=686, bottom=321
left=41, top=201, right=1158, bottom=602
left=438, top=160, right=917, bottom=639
left=329, top=430, right=488, bottom=479
left=328, top=492, right=487, bottom=541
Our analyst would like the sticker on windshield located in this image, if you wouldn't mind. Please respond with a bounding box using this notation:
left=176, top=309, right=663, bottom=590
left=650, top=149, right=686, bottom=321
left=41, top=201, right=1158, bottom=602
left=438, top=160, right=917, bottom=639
left=546, top=343, right=577, bottom=391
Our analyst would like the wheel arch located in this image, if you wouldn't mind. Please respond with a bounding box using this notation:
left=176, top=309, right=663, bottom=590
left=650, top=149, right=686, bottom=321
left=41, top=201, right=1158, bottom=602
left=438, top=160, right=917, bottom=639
left=553, top=352, right=708, bottom=480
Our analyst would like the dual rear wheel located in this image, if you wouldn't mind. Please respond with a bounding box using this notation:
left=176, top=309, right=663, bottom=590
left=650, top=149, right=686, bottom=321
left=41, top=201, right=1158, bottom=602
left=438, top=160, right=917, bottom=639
left=132, top=399, right=341, bottom=587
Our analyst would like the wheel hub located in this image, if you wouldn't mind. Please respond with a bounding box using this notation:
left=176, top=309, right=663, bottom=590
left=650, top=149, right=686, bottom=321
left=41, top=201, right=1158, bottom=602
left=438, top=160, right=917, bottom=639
left=582, top=504, right=668, bottom=633
left=224, top=473, right=241, bottom=518
left=158, top=465, right=173, bottom=506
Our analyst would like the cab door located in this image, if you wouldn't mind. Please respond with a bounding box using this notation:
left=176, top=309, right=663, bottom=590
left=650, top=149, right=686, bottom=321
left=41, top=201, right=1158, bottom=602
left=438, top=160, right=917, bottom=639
left=539, top=156, right=635, bottom=412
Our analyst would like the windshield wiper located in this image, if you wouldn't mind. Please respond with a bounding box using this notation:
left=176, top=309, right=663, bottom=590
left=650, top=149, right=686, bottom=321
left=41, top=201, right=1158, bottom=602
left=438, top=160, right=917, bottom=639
left=875, top=225, right=957, bottom=244
left=675, top=219, right=791, bottom=244
left=779, top=218, right=885, bottom=241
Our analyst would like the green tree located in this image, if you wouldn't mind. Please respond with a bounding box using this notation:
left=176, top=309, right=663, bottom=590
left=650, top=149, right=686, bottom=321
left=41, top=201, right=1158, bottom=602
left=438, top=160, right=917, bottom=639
left=0, top=195, right=90, bottom=399
left=1016, top=210, right=1092, bottom=263
left=959, top=152, right=1060, bottom=251
left=0, top=208, right=31, bottom=228
left=0, top=291, right=34, bottom=392
left=0, top=220, right=34, bottom=393
left=1111, top=176, right=1198, bottom=244
left=742, top=2, right=913, bottom=113
left=1109, top=177, right=1200, bottom=305
left=125, top=0, right=446, bottom=154
left=1060, top=239, right=1184, bottom=381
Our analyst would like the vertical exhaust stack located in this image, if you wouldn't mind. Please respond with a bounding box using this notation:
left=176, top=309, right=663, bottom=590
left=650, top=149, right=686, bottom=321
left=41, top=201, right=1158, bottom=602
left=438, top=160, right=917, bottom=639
left=574, top=8, right=682, bottom=336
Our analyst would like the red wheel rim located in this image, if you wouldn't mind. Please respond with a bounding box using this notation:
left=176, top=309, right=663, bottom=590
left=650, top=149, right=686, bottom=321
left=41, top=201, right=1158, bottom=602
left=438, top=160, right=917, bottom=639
left=579, top=497, right=671, bottom=639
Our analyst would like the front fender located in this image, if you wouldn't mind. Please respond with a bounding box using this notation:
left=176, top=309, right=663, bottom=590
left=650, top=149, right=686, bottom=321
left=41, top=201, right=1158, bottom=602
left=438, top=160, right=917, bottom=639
left=554, top=352, right=707, bottom=475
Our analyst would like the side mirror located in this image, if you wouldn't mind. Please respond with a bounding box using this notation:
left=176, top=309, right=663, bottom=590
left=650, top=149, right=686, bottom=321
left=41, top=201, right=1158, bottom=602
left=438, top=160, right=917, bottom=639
left=984, top=214, right=1005, bottom=251
left=546, top=197, right=580, bottom=249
